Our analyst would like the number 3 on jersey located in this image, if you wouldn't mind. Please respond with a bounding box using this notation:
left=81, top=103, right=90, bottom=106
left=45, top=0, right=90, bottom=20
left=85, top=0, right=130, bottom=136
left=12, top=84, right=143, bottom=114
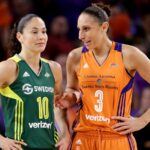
left=37, top=97, right=49, bottom=119
left=94, top=90, right=103, bottom=112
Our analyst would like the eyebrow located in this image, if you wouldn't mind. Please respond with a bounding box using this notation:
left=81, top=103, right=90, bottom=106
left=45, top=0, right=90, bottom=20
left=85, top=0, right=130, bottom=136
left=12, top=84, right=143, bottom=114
left=78, top=25, right=90, bottom=28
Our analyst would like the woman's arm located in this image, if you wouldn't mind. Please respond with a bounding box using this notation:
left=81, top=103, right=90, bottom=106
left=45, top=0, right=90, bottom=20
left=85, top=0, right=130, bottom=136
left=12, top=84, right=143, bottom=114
left=56, top=48, right=82, bottom=109
left=65, top=48, right=82, bottom=101
left=112, top=108, right=150, bottom=134
left=112, top=45, right=150, bottom=134
left=0, top=59, right=26, bottom=149
left=0, top=59, right=17, bottom=88
left=123, top=45, right=150, bottom=83
left=49, top=61, right=70, bottom=150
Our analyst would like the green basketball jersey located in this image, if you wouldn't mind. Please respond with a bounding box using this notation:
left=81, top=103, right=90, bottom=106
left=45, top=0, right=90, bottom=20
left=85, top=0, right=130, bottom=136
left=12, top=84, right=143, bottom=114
left=0, top=55, right=58, bottom=149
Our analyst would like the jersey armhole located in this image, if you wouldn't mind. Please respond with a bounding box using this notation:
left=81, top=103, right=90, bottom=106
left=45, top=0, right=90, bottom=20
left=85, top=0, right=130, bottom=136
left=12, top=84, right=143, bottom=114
left=8, top=55, right=20, bottom=85
left=47, top=62, right=56, bottom=84
left=121, top=52, right=135, bottom=79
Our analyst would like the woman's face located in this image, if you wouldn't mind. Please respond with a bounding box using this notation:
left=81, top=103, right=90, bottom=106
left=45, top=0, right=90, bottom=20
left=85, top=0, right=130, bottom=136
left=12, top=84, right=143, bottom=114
left=77, top=13, right=105, bottom=50
left=18, top=17, right=48, bottom=53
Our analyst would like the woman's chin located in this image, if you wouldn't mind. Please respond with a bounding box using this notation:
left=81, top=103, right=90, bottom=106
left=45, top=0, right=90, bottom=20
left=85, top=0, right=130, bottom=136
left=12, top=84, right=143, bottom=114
left=85, top=45, right=93, bottom=50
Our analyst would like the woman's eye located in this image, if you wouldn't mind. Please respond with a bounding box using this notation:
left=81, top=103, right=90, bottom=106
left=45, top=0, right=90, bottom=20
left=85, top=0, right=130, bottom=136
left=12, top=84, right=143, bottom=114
left=83, top=27, right=89, bottom=31
left=42, top=31, right=46, bottom=34
left=32, top=31, right=38, bottom=34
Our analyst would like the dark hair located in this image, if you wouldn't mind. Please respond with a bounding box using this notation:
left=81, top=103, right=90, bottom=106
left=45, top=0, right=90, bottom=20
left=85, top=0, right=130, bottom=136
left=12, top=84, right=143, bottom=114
left=9, top=13, right=40, bottom=56
left=81, top=3, right=111, bottom=23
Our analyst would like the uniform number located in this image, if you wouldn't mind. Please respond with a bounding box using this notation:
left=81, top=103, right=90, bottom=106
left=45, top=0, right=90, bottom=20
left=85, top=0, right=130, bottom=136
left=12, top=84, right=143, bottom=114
left=37, top=97, right=49, bottom=119
left=94, top=90, right=103, bottom=112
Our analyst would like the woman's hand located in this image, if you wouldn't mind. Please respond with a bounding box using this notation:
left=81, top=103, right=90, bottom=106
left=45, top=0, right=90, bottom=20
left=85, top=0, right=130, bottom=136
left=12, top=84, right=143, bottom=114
left=55, top=133, right=71, bottom=150
left=55, top=92, right=77, bottom=109
left=111, top=116, right=148, bottom=135
left=0, top=135, right=27, bottom=150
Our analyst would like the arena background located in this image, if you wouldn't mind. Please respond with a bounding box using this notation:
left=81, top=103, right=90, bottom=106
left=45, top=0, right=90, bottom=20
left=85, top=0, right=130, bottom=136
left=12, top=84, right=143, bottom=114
left=0, top=0, right=150, bottom=149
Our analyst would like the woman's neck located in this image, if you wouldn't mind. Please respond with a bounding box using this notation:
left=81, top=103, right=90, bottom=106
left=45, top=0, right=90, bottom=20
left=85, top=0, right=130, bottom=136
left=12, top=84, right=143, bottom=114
left=19, top=50, right=42, bottom=75
left=93, top=38, right=112, bottom=56
left=19, top=50, right=41, bottom=66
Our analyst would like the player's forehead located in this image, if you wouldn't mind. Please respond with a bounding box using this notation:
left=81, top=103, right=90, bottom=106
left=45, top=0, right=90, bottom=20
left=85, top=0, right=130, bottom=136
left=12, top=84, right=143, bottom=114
left=77, top=13, right=99, bottom=28
left=23, top=17, right=46, bottom=31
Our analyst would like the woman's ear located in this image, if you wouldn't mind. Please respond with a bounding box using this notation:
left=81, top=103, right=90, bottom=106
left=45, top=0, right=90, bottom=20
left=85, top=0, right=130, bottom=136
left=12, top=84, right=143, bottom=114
left=16, top=32, right=23, bottom=43
left=101, top=22, right=109, bottom=32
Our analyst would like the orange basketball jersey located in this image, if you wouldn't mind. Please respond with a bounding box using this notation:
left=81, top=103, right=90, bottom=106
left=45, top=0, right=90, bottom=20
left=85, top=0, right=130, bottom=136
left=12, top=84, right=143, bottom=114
left=76, top=42, right=134, bottom=133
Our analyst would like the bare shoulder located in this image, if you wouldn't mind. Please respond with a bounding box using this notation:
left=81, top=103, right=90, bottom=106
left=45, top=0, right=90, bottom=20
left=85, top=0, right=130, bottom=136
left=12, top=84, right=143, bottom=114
left=48, top=60, right=62, bottom=76
left=0, top=58, right=17, bottom=87
left=67, top=47, right=82, bottom=64
left=122, top=44, right=146, bottom=71
left=0, top=58, right=17, bottom=74
left=49, top=60, right=61, bottom=70
left=122, top=44, right=140, bottom=58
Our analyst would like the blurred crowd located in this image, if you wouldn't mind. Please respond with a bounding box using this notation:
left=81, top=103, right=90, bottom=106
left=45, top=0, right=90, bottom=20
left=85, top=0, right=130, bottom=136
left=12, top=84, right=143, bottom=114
left=0, top=0, right=150, bottom=149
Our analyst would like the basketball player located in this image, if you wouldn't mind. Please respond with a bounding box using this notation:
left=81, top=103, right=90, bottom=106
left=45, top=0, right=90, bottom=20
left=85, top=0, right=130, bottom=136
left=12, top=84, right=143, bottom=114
left=56, top=3, right=150, bottom=150
left=0, top=14, right=70, bottom=150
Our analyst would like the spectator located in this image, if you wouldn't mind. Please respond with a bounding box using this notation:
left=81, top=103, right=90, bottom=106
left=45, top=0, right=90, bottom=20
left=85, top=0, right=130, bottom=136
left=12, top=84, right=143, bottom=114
left=42, top=16, right=75, bottom=59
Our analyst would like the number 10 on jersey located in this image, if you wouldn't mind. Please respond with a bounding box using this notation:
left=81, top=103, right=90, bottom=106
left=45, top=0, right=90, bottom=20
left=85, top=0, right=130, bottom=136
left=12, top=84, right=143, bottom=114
left=37, top=97, right=49, bottom=119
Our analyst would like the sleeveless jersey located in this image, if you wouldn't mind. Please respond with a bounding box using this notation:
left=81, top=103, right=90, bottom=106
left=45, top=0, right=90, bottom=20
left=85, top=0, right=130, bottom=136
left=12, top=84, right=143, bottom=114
left=0, top=55, right=58, bottom=149
left=76, top=42, right=134, bottom=133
